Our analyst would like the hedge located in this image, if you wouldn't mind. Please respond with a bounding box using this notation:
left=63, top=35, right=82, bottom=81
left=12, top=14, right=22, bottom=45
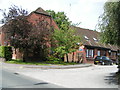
left=0, top=46, right=12, bottom=61
left=0, top=46, right=5, bottom=57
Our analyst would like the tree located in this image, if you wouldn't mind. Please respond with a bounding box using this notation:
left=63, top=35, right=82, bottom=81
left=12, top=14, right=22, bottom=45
left=27, top=19, right=52, bottom=60
left=98, top=2, right=120, bottom=72
left=46, top=10, right=71, bottom=30
left=1, top=5, right=32, bottom=60
left=46, top=10, right=81, bottom=62
left=1, top=5, right=52, bottom=61
left=98, top=2, right=120, bottom=46
left=52, top=28, right=81, bottom=62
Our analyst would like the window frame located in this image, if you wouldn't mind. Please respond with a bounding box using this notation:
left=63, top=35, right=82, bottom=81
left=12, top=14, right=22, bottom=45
left=86, top=49, right=94, bottom=58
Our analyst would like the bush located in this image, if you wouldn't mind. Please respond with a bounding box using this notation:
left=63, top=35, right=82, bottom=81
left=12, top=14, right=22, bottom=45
left=46, top=56, right=62, bottom=64
left=0, top=46, right=12, bottom=61
left=47, top=56, right=61, bottom=61
left=0, top=46, right=5, bottom=57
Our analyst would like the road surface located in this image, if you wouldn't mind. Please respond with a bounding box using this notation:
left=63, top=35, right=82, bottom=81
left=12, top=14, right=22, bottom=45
left=1, top=62, right=119, bottom=88
left=0, top=68, right=63, bottom=88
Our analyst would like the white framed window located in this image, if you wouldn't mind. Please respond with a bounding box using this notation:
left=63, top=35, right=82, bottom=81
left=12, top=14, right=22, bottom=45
left=86, top=49, right=89, bottom=57
left=97, top=50, right=100, bottom=56
left=86, top=49, right=94, bottom=58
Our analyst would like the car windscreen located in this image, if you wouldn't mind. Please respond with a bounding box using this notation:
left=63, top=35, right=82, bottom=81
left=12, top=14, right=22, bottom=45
left=102, top=56, right=110, bottom=60
left=95, top=56, right=101, bottom=60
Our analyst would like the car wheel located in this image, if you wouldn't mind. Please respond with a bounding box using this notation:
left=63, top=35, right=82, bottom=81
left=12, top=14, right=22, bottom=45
left=94, top=63, right=97, bottom=65
left=101, top=62, right=105, bottom=65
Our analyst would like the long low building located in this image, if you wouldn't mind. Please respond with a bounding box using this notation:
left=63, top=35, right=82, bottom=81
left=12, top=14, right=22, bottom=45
left=64, top=26, right=119, bottom=63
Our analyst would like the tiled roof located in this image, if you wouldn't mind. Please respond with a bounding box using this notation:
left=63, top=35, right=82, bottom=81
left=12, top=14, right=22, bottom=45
left=71, top=26, right=119, bottom=51
left=33, top=7, right=51, bottom=17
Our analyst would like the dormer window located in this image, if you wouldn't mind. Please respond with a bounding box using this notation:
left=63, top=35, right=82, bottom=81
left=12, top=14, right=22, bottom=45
left=84, top=36, right=89, bottom=40
left=93, top=37, right=98, bottom=42
left=93, top=38, right=97, bottom=41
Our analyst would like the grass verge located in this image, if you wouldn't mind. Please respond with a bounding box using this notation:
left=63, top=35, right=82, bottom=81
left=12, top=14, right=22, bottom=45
left=5, top=59, right=80, bottom=65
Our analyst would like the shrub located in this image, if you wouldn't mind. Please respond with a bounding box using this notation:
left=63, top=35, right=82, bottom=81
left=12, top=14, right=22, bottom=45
left=47, top=56, right=61, bottom=61
left=46, top=55, right=62, bottom=64
left=0, top=46, right=5, bottom=57
left=0, top=46, right=12, bottom=61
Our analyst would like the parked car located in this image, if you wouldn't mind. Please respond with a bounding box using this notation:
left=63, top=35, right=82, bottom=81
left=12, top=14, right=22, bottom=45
left=94, top=56, right=113, bottom=65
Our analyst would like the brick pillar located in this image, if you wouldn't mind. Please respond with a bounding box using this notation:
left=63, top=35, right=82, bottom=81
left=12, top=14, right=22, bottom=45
left=94, top=48, right=98, bottom=58
left=106, top=50, right=109, bottom=57
left=73, top=52, right=77, bottom=63
left=83, top=48, right=87, bottom=63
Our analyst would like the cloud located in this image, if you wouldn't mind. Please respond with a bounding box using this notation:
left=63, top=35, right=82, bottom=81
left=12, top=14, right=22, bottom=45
left=0, top=0, right=107, bottom=30
left=65, top=0, right=106, bottom=30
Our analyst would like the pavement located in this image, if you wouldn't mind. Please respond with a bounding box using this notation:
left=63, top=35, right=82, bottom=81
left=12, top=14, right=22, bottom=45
left=1, top=62, right=93, bottom=69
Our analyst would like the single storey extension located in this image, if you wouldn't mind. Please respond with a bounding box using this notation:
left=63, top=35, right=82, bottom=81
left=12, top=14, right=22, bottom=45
left=64, top=26, right=119, bottom=64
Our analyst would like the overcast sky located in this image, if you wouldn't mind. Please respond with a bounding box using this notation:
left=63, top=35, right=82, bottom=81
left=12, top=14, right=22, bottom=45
left=0, top=0, right=109, bottom=30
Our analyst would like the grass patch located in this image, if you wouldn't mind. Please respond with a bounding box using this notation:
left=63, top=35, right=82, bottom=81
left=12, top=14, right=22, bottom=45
left=5, top=59, right=79, bottom=65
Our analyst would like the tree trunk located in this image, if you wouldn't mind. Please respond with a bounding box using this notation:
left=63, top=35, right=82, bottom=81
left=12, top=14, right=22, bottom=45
left=66, top=54, right=69, bottom=62
left=72, top=52, right=74, bottom=62
left=23, top=49, right=28, bottom=62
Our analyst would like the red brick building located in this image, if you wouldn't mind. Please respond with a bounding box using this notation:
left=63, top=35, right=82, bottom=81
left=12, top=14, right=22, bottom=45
left=0, top=27, right=5, bottom=46
left=27, top=7, right=58, bottom=29
left=0, top=7, right=58, bottom=60
left=64, top=26, right=119, bottom=63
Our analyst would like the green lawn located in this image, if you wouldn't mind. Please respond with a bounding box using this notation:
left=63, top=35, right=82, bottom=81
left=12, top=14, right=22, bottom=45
left=6, top=59, right=79, bottom=65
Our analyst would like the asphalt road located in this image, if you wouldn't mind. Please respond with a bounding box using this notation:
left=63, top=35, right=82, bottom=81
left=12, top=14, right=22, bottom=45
left=16, top=65, right=119, bottom=88
left=1, top=62, right=119, bottom=88
left=0, top=68, right=63, bottom=88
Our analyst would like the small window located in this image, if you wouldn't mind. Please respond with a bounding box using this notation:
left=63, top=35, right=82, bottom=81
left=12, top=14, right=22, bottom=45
left=97, top=50, right=100, bottom=56
left=93, top=37, right=98, bottom=42
left=86, top=49, right=94, bottom=58
left=86, top=49, right=89, bottom=57
left=84, top=36, right=89, bottom=40
left=93, top=38, right=97, bottom=41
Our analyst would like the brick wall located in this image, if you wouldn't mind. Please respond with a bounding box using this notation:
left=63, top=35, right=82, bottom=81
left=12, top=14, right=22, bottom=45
left=28, top=13, right=58, bottom=29
left=0, top=31, right=5, bottom=46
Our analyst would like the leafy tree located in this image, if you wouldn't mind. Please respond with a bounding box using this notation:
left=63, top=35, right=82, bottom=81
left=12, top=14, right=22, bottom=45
left=98, top=2, right=120, bottom=72
left=98, top=2, right=120, bottom=46
left=0, top=5, right=28, bottom=24
left=51, top=28, right=81, bottom=62
left=27, top=19, right=52, bottom=60
left=46, top=10, right=81, bottom=62
left=46, top=10, right=71, bottom=30
left=1, top=5, right=32, bottom=59
left=1, top=5, right=52, bottom=61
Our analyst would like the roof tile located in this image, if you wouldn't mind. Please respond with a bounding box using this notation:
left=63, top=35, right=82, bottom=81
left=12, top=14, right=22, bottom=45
left=71, top=26, right=119, bottom=51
